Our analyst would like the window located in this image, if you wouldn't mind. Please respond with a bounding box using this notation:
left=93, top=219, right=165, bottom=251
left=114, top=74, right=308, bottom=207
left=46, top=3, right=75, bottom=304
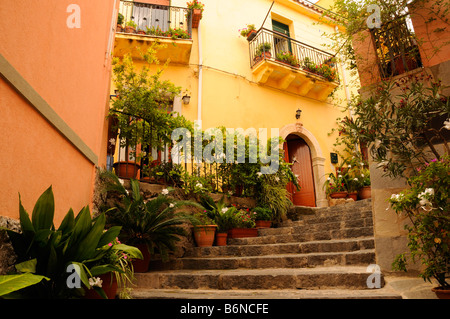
left=371, top=16, right=422, bottom=78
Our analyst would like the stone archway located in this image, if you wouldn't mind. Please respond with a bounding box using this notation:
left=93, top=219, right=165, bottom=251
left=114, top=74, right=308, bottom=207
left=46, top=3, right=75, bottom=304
left=280, top=123, right=327, bottom=207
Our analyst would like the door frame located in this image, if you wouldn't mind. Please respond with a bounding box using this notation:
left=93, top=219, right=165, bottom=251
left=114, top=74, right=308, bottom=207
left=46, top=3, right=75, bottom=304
left=280, top=123, right=328, bottom=207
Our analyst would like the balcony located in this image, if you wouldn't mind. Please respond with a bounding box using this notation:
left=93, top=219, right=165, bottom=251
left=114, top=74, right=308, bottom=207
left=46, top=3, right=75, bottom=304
left=249, top=28, right=339, bottom=101
left=114, top=1, right=193, bottom=64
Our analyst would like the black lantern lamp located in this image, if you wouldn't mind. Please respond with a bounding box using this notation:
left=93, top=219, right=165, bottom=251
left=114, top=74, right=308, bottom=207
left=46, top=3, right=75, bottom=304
left=295, top=108, right=302, bottom=120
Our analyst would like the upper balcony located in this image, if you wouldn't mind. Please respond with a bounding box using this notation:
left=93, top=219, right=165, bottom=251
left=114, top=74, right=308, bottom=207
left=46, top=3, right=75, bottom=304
left=114, top=1, right=193, bottom=64
left=249, top=28, right=339, bottom=101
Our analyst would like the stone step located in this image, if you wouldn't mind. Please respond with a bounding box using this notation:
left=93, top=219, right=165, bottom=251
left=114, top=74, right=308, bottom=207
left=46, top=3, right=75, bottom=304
left=184, top=237, right=374, bottom=258
left=228, top=226, right=374, bottom=245
left=260, top=217, right=373, bottom=237
left=134, top=266, right=384, bottom=290
left=130, top=288, right=402, bottom=299
left=150, top=249, right=375, bottom=270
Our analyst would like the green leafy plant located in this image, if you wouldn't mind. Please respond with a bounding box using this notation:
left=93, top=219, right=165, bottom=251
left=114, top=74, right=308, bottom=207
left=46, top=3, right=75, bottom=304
left=125, top=20, right=137, bottom=28
left=302, top=57, right=338, bottom=82
left=252, top=206, right=272, bottom=221
left=276, top=51, right=299, bottom=67
left=117, top=13, right=124, bottom=26
left=231, top=210, right=256, bottom=229
left=389, top=154, right=450, bottom=288
left=187, top=0, right=204, bottom=13
left=324, top=172, right=347, bottom=196
left=199, top=195, right=236, bottom=233
left=98, top=171, right=200, bottom=262
left=0, top=186, right=142, bottom=299
left=255, top=42, right=271, bottom=56
left=239, top=24, right=256, bottom=37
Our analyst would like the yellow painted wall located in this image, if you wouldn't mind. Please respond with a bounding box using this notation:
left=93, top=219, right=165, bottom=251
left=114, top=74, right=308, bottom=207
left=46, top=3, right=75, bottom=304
left=113, top=0, right=357, bottom=195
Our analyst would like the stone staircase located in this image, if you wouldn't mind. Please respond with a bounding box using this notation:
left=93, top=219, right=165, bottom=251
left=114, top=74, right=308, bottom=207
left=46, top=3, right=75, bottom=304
left=130, top=199, right=402, bottom=299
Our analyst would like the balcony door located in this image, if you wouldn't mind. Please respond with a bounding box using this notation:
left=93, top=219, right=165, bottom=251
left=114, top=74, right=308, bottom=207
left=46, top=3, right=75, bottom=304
left=132, top=2, right=169, bottom=32
left=272, top=20, right=292, bottom=55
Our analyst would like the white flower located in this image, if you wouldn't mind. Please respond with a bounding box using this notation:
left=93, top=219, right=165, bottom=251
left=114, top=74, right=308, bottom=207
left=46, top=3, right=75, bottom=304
left=119, top=179, right=125, bottom=186
left=161, top=188, right=169, bottom=195
left=360, top=162, right=365, bottom=167
left=256, top=172, right=262, bottom=177
left=338, top=175, right=343, bottom=178
left=169, top=203, right=174, bottom=208
left=109, top=138, right=116, bottom=145
left=89, top=277, right=103, bottom=288
left=221, top=207, right=228, bottom=214
left=274, top=176, right=280, bottom=182
left=348, top=164, right=352, bottom=168
left=361, top=174, right=365, bottom=177
left=195, top=183, right=203, bottom=188
left=353, top=178, right=358, bottom=181
left=327, top=177, right=331, bottom=181
left=444, top=119, right=450, bottom=130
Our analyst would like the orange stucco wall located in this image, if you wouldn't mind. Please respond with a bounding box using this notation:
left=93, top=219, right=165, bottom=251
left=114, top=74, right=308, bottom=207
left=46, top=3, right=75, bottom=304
left=0, top=0, right=117, bottom=224
left=410, top=0, right=450, bottom=68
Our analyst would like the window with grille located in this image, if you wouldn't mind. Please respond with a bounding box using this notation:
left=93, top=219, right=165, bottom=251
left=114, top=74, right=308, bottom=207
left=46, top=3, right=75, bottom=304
left=370, top=16, right=422, bottom=78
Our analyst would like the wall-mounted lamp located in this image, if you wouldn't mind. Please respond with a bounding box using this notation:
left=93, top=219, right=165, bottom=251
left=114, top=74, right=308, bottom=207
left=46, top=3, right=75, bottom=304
left=182, top=95, right=191, bottom=104
left=295, top=108, right=302, bottom=120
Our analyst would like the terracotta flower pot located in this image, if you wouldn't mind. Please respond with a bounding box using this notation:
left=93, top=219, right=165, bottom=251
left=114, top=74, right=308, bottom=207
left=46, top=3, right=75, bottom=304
left=330, top=191, right=347, bottom=199
left=228, top=228, right=258, bottom=239
left=246, top=29, right=257, bottom=41
left=255, top=220, right=272, bottom=229
left=432, top=287, right=450, bottom=299
left=83, top=272, right=117, bottom=299
left=347, top=192, right=358, bottom=201
left=113, top=161, right=140, bottom=179
left=132, top=243, right=151, bottom=273
left=215, top=232, right=228, bottom=246
left=192, top=9, right=202, bottom=28
left=124, top=26, right=136, bottom=34
left=193, top=225, right=217, bottom=247
left=358, top=186, right=371, bottom=199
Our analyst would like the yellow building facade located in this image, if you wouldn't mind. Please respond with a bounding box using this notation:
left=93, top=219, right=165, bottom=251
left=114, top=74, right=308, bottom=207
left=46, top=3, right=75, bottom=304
left=112, top=0, right=357, bottom=208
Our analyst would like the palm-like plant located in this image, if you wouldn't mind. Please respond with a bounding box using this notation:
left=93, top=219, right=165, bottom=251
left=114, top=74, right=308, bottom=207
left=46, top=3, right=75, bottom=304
left=99, top=170, right=200, bottom=262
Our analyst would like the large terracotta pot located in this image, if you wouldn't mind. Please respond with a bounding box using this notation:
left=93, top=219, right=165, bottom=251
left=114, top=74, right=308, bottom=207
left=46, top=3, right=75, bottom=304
left=347, top=192, right=358, bottom=201
left=358, top=186, right=372, bottom=199
left=193, top=225, right=217, bottom=247
left=84, top=272, right=117, bottom=299
left=228, top=228, right=258, bottom=239
left=132, top=243, right=151, bottom=273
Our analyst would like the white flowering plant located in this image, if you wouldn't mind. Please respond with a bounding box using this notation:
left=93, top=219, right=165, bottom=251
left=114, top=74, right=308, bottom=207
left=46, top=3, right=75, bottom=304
left=389, top=154, right=450, bottom=289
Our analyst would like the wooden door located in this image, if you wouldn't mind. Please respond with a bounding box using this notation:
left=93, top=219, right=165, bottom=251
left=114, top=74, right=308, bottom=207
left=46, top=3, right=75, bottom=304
left=285, top=136, right=316, bottom=207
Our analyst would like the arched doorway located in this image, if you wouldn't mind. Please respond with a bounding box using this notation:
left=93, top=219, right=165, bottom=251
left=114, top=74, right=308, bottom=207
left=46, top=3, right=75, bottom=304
left=284, top=134, right=316, bottom=207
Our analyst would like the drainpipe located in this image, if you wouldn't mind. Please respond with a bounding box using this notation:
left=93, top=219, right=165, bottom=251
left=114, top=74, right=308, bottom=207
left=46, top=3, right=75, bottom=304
left=197, top=22, right=203, bottom=125
left=335, top=26, right=351, bottom=108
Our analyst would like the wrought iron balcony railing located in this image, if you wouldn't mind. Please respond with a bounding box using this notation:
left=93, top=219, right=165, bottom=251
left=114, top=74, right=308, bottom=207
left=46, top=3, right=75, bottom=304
left=118, top=0, right=192, bottom=39
left=249, top=28, right=339, bottom=83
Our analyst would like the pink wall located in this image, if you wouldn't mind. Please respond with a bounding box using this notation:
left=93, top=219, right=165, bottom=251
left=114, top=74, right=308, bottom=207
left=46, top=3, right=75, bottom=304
left=0, top=0, right=117, bottom=224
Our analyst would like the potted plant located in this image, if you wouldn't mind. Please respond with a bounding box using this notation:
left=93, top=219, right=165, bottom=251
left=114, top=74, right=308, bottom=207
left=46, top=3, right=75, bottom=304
left=0, top=186, right=142, bottom=299
left=187, top=0, right=204, bottom=28
left=192, top=211, right=217, bottom=247
left=389, top=155, right=450, bottom=299
left=200, top=195, right=236, bottom=246
left=98, top=171, right=200, bottom=272
left=124, top=20, right=137, bottom=33
left=117, top=13, right=124, bottom=32
left=254, top=42, right=272, bottom=62
left=239, top=24, right=257, bottom=41
left=324, top=172, right=347, bottom=199
left=252, top=206, right=273, bottom=228
left=358, top=168, right=371, bottom=199
left=228, top=209, right=258, bottom=239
